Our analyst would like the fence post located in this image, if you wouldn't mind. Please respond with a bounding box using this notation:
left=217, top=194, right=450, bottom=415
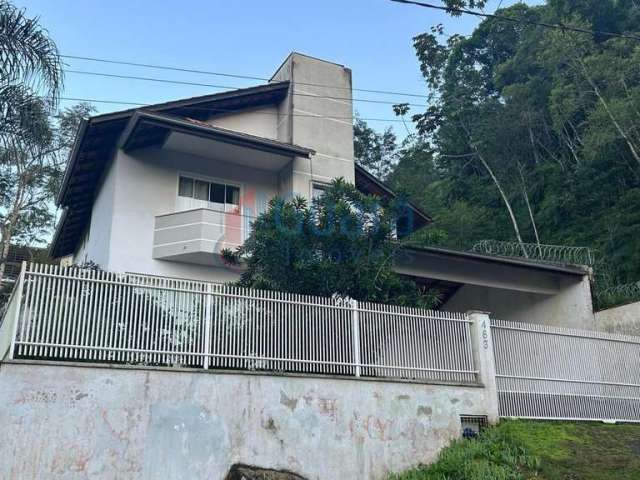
left=467, top=310, right=499, bottom=424
left=351, top=299, right=361, bottom=377
left=203, top=283, right=213, bottom=370
left=8, top=261, right=27, bottom=360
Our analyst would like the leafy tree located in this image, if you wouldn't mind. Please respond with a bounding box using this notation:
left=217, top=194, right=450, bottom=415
left=223, top=179, right=437, bottom=307
left=0, top=102, right=95, bottom=283
left=353, top=115, right=398, bottom=180
left=386, top=0, right=640, bottom=292
left=0, top=1, right=94, bottom=283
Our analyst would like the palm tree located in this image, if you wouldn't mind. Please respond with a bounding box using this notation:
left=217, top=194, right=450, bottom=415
left=1, top=0, right=63, bottom=143
left=0, top=0, right=62, bottom=92
left=0, top=0, right=63, bottom=285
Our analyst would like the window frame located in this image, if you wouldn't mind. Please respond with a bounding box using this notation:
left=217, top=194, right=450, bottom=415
left=176, top=171, right=243, bottom=213
left=310, top=180, right=331, bottom=200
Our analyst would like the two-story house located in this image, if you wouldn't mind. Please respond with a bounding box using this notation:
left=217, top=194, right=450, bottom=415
left=51, top=53, right=595, bottom=329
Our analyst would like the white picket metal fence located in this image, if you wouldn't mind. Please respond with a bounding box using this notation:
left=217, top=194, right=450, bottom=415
left=492, top=319, right=640, bottom=422
left=0, top=263, right=479, bottom=384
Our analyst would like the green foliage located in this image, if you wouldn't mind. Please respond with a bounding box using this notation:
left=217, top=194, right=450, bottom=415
left=384, top=0, right=640, bottom=291
left=388, top=421, right=540, bottom=480
left=354, top=115, right=398, bottom=180
left=0, top=1, right=72, bottom=282
left=1, top=0, right=63, bottom=148
left=0, top=102, right=94, bottom=248
left=389, top=420, right=640, bottom=480
left=223, top=179, right=436, bottom=307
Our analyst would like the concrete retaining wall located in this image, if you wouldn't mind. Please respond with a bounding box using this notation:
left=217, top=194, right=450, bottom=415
left=0, top=362, right=493, bottom=480
left=595, top=301, right=640, bottom=336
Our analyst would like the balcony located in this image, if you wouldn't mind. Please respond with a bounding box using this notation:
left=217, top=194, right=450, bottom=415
left=153, top=208, right=254, bottom=266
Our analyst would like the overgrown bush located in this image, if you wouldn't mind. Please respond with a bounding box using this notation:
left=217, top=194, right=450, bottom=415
left=223, top=178, right=438, bottom=307
left=388, top=422, right=540, bottom=480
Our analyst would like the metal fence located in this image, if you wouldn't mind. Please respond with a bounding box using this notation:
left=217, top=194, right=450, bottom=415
left=492, top=319, right=640, bottom=422
left=0, top=263, right=478, bottom=384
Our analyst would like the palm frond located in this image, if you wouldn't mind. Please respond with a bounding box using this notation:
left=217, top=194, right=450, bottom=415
left=0, top=0, right=63, bottom=103
left=0, top=84, right=52, bottom=153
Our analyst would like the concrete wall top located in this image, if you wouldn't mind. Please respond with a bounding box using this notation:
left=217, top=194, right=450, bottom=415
left=596, top=301, right=640, bottom=336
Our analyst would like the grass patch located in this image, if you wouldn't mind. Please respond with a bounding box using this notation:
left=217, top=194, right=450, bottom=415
left=389, top=420, right=640, bottom=480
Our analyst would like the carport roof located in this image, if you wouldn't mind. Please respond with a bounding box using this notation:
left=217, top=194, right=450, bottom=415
left=403, top=245, right=590, bottom=276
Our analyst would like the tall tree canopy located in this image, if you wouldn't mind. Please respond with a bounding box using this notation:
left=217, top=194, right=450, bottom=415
left=383, top=0, right=640, bottom=293
left=353, top=115, right=398, bottom=180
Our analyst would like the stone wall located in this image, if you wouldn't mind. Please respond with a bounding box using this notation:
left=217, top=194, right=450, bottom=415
left=0, top=362, right=495, bottom=480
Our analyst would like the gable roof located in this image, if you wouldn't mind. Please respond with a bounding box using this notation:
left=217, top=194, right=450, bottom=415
left=52, top=81, right=291, bottom=259
left=56, top=81, right=291, bottom=207
left=51, top=80, right=433, bottom=259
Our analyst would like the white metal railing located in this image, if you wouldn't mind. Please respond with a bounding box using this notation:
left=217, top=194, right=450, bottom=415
left=492, top=319, right=640, bottom=422
left=1, top=263, right=479, bottom=384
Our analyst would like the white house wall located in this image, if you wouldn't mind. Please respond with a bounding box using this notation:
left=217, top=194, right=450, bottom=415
left=79, top=147, right=280, bottom=282
left=72, top=156, right=117, bottom=268
left=72, top=54, right=357, bottom=281
left=272, top=53, right=355, bottom=200
left=206, top=106, right=279, bottom=140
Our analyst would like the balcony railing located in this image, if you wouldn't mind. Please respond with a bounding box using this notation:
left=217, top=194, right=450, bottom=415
left=0, top=263, right=479, bottom=384
left=153, top=208, right=255, bottom=265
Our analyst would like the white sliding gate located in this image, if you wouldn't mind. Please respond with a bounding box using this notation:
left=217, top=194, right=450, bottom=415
left=492, top=319, right=640, bottom=422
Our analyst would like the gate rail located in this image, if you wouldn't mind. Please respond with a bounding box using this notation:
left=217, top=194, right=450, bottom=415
left=491, top=319, right=640, bottom=422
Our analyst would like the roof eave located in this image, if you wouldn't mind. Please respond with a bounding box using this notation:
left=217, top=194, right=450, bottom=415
left=56, top=119, right=89, bottom=207
left=121, top=111, right=314, bottom=158
left=89, top=80, right=291, bottom=124
left=49, top=207, right=68, bottom=259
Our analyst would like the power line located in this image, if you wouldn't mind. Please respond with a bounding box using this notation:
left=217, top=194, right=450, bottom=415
left=57, top=96, right=409, bottom=123
left=64, top=69, right=426, bottom=108
left=390, top=0, right=640, bottom=41
left=60, top=54, right=429, bottom=99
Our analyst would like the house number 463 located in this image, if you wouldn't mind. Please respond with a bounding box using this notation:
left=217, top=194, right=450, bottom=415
left=481, top=320, right=489, bottom=350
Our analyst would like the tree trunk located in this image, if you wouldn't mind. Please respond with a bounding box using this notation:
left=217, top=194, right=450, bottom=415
left=0, top=182, right=25, bottom=287
left=0, top=225, right=14, bottom=287
left=518, top=165, right=542, bottom=257
left=526, top=115, right=542, bottom=166
left=460, top=124, right=529, bottom=258
left=579, top=59, right=640, bottom=167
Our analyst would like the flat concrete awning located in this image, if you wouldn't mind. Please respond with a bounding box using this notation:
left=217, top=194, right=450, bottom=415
left=394, top=246, right=589, bottom=296
left=394, top=246, right=594, bottom=329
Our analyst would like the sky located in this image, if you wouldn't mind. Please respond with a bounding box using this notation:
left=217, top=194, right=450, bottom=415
left=17, top=0, right=523, bottom=136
